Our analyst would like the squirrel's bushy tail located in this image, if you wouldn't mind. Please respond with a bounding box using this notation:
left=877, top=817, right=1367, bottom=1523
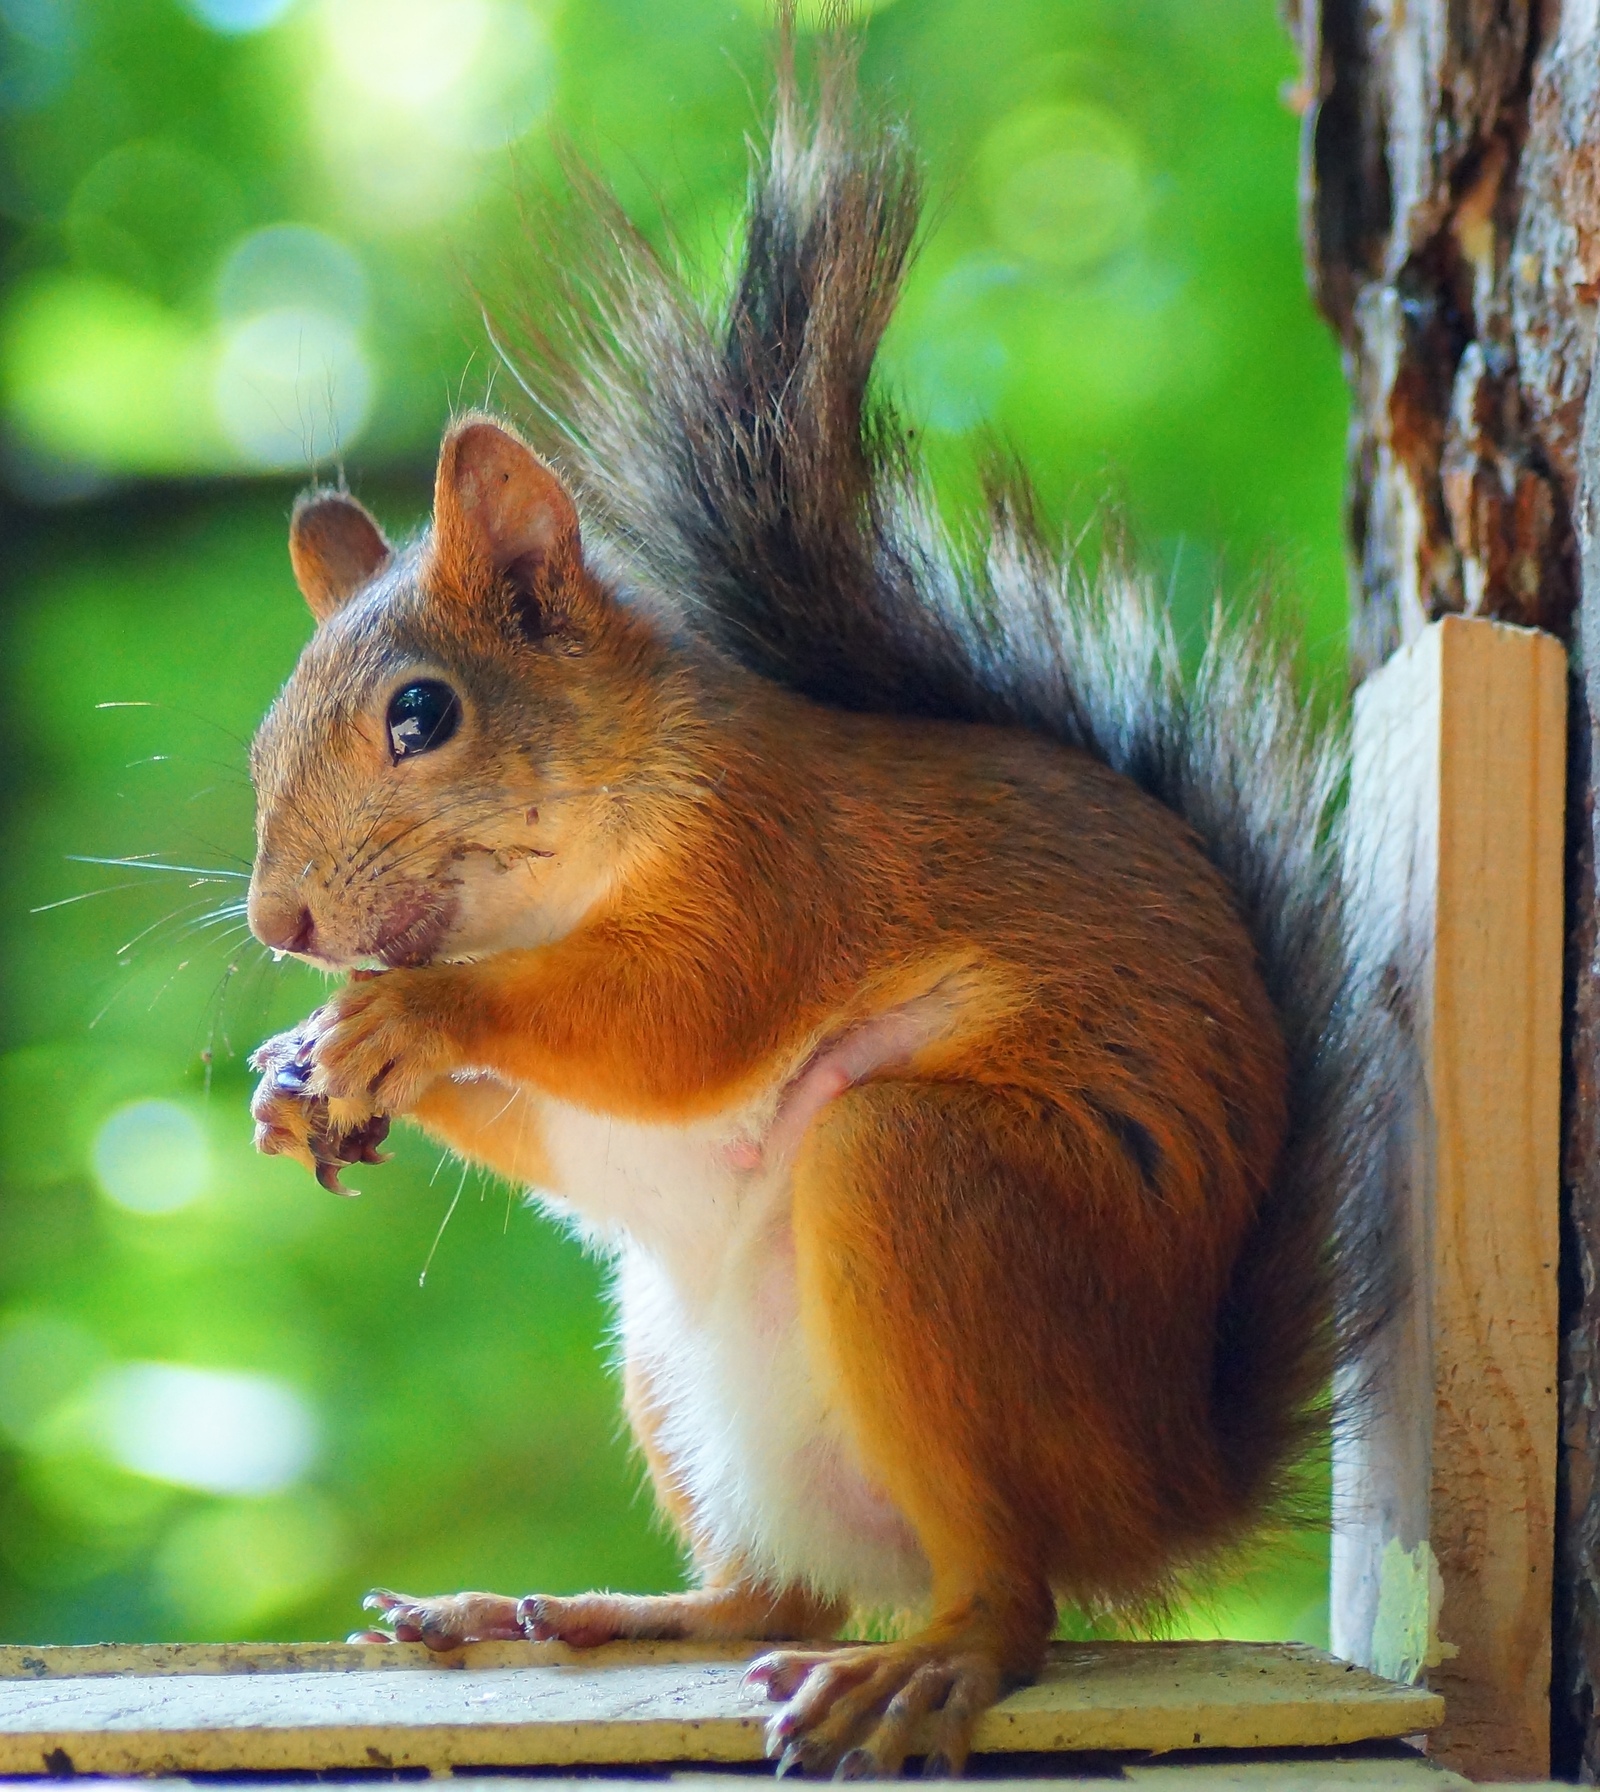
left=496, top=39, right=1399, bottom=1540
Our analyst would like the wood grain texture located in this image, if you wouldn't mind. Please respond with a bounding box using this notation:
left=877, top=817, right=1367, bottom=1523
left=0, top=1639, right=1441, bottom=1775
left=1333, top=615, right=1565, bottom=1780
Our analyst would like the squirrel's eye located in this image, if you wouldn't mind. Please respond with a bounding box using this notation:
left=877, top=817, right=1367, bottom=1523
left=386, top=680, right=461, bottom=760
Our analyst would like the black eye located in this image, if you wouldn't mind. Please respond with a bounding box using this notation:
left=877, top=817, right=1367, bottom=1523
left=386, top=680, right=461, bottom=760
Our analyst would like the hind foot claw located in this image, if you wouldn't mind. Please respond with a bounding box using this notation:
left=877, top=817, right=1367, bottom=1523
left=748, top=1639, right=1003, bottom=1778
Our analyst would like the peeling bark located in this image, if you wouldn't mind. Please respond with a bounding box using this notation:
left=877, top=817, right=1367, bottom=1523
left=1288, top=0, right=1600, bottom=1777
left=1288, top=0, right=1585, bottom=667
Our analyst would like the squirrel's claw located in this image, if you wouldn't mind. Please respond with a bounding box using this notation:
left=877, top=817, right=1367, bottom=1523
left=314, top=1157, right=356, bottom=1197
left=309, top=1112, right=391, bottom=1196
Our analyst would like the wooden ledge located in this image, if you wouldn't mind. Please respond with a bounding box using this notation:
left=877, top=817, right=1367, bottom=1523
left=0, top=1638, right=1442, bottom=1774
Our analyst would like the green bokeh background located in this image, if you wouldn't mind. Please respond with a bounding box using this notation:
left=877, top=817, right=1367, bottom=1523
left=0, top=0, right=1348, bottom=1645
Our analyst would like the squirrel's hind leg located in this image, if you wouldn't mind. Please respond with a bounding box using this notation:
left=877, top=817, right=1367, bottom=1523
left=754, top=1079, right=1107, bottom=1776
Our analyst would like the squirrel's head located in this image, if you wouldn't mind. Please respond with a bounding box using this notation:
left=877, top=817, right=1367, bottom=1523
left=247, top=413, right=680, bottom=971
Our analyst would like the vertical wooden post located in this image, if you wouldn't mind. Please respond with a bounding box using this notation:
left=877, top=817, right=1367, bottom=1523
left=1332, top=615, right=1565, bottom=1780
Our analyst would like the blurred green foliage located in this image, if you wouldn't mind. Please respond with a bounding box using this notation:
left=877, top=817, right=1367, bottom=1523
left=0, top=0, right=1346, bottom=1646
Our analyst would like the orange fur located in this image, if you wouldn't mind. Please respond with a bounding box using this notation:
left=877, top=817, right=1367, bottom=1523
left=408, top=1075, right=551, bottom=1188
left=248, top=416, right=1290, bottom=1770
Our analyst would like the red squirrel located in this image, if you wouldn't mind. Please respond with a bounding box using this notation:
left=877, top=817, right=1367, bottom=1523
left=245, top=41, right=1395, bottom=1780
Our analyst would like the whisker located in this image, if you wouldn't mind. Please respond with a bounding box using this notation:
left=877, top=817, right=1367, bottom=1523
left=31, top=882, right=149, bottom=914
left=341, top=765, right=415, bottom=875
left=419, top=1158, right=472, bottom=1287
left=95, top=699, right=252, bottom=754
left=123, top=750, right=255, bottom=784
left=191, top=898, right=252, bottom=919
left=88, top=979, right=133, bottom=1030
left=145, top=957, right=198, bottom=1013
left=319, top=772, right=711, bottom=915
left=116, top=894, right=243, bottom=958
left=67, top=854, right=251, bottom=879
left=184, top=918, right=255, bottom=944
left=345, top=811, right=437, bottom=884
left=173, top=833, right=253, bottom=869
left=200, top=958, right=244, bottom=1082
left=174, top=909, right=253, bottom=943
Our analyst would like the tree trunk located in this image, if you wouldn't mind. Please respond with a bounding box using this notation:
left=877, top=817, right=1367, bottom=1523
left=1285, top=0, right=1600, bottom=1777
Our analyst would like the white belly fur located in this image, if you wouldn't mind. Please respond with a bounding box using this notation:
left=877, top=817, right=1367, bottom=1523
left=531, top=1085, right=930, bottom=1611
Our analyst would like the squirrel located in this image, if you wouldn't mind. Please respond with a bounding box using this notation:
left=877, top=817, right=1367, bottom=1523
left=245, top=37, right=1396, bottom=1781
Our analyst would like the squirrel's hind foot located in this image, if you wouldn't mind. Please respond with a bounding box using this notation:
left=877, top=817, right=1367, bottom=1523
left=748, top=1634, right=1010, bottom=1779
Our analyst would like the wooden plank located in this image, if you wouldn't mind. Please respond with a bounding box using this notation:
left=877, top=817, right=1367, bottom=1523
left=1332, top=615, right=1565, bottom=1780
left=0, top=1639, right=1441, bottom=1774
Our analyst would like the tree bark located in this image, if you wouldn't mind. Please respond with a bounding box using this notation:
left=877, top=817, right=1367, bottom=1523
left=1286, top=0, right=1600, bottom=1777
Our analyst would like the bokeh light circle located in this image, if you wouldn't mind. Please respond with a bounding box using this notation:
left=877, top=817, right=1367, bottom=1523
left=179, top=0, right=297, bottom=32
left=155, top=1493, right=346, bottom=1629
left=324, top=0, right=490, bottom=106
left=93, top=1362, right=318, bottom=1495
left=91, top=1099, right=212, bottom=1215
left=213, top=306, right=373, bottom=469
left=217, top=224, right=369, bottom=328
left=66, top=140, right=243, bottom=307
left=980, top=102, right=1149, bottom=275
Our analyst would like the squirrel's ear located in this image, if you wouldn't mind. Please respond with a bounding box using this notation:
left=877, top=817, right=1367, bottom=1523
left=289, top=491, right=391, bottom=622
left=431, top=416, right=579, bottom=597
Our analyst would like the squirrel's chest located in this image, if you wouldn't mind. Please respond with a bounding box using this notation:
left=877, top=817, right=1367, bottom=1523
left=531, top=1090, right=771, bottom=1283
left=528, top=1090, right=929, bottom=1608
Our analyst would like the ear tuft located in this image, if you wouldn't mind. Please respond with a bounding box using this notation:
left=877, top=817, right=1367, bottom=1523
left=432, top=415, right=580, bottom=598
left=289, top=492, right=391, bottom=622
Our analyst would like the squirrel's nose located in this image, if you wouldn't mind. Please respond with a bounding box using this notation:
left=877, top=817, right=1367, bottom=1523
left=249, top=890, right=317, bottom=955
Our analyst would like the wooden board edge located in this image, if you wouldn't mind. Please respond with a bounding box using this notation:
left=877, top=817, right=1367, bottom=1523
left=0, top=1637, right=758, bottom=1678
left=973, top=1690, right=1445, bottom=1756
left=0, top=1637, right=1413, bottom=1683
left=0, top=1719, right=768, bottom=1775
left=0, top=1688, right=1447, bottom=1775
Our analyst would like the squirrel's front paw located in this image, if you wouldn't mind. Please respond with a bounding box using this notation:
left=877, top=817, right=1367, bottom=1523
left=308, top=971, right=459, bottom=1115
left=249, top=1024, right=390, bottom=1196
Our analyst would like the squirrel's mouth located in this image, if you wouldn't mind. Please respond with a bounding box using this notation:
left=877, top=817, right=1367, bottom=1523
left=366, top=893, right=458, bottom=969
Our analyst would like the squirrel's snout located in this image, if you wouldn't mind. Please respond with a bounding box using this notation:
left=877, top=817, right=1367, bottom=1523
left=249, top=889, right=317, bottom=957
